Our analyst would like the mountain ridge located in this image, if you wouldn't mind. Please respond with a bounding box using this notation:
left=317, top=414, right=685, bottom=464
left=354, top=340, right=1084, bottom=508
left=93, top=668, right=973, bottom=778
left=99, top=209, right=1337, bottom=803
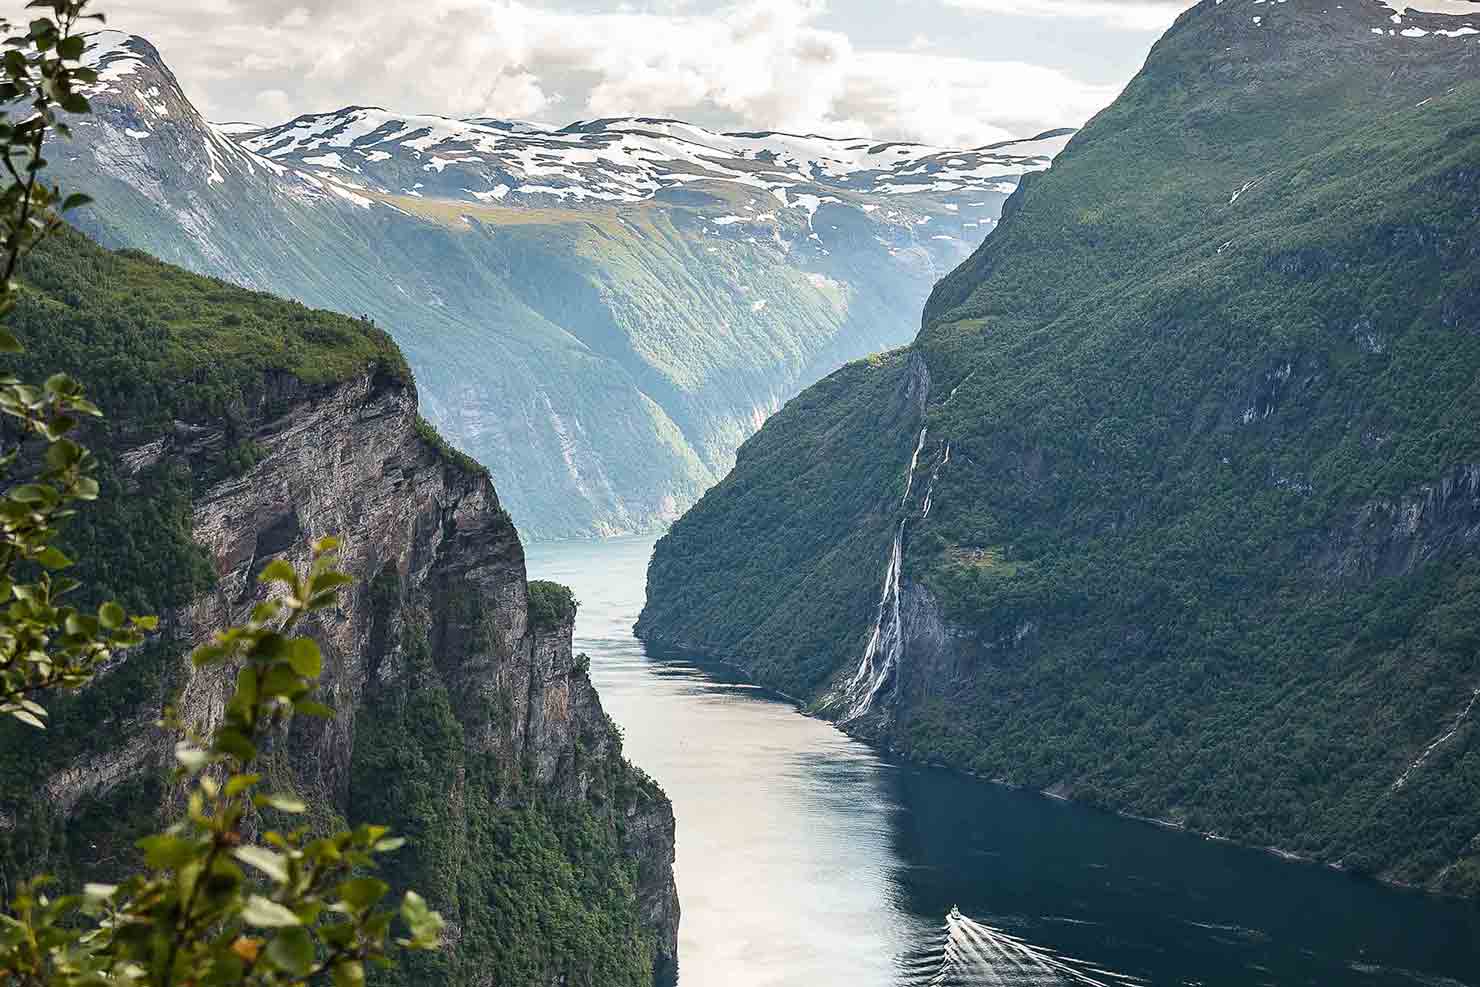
left=55, top=29, right=1070, bottom=538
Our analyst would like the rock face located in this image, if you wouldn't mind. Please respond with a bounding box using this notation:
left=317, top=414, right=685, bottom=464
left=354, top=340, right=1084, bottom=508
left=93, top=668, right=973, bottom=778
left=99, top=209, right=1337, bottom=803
left=641, top=0, right=1480, bottom=895
left=23, top=366, right=679, bottom=984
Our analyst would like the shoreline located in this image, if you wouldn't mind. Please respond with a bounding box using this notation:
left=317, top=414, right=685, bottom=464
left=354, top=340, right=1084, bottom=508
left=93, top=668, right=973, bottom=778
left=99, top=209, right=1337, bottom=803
left=634, top=627, right=1446, bottom=902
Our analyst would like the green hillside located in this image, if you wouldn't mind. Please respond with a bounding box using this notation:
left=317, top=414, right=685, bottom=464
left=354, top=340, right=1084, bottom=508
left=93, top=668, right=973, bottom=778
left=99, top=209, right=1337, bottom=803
left=640, top=0, right=1480, bottom=892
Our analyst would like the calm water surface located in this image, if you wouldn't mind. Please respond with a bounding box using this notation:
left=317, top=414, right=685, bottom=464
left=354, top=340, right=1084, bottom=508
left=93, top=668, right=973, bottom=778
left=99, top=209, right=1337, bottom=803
left=524, top=536, right=1480, bottom=987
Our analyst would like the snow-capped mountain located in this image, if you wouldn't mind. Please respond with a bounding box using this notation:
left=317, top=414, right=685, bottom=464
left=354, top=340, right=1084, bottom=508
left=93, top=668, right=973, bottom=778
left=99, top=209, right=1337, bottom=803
left=60, top=31, right=1073, bottom=538
left=240, top=107, right=1068, bottom=205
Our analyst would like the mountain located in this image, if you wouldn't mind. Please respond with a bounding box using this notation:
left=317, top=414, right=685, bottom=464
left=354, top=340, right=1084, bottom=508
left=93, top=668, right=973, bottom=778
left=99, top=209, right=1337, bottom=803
left=0, top=229, right=678, bottom=985
left=639, top=0, right=1480, bottom=894
left=53, top=32, right=1070, bottom=539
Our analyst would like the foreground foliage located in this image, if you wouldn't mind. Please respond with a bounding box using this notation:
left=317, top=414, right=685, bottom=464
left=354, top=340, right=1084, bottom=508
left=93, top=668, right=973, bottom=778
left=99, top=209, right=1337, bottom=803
left=1, top=5, right=442, bottom=987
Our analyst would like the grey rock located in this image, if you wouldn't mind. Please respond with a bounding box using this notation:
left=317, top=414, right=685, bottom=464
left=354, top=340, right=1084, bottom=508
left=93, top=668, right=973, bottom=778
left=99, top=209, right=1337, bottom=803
left=38, top=365, right=680, bottom=980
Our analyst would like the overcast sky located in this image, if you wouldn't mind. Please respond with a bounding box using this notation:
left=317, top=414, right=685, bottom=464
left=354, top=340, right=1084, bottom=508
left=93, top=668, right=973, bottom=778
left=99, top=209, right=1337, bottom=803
left=97, top=0, right=1192, bottom=145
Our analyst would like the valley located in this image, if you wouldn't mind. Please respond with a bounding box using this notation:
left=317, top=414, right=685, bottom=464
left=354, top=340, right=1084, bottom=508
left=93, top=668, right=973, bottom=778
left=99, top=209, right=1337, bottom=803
left=3, top=0, right=1479, bottom=985
left=54, top=33, right=1070, bottom=539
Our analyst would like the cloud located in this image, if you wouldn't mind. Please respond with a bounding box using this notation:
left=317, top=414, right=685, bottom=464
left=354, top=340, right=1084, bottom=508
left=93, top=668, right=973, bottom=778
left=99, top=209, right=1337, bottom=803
left=941, top=0, right=1189, bottom=32
left=94, top=0, right=1133, bottom=144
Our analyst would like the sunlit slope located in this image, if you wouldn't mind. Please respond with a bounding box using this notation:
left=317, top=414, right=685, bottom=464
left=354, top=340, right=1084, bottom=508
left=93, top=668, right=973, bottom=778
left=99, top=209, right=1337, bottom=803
left=641, top=0, right=1480, bottom=891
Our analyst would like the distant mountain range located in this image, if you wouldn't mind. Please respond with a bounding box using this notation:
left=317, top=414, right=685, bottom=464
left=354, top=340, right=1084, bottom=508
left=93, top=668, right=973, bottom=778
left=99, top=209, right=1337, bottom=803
left=60, top=31, right=1070, bottom=538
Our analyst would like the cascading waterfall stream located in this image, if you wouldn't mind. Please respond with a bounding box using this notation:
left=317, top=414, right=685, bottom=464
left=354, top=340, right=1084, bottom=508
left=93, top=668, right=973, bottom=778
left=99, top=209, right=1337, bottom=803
left=832, top=427, right=949, bottom=723
left=897, top=909, right=1146, bottom=987
left=902, top=427, right=929, bottom=506
left=1392, top=686, right=1480, bottom=791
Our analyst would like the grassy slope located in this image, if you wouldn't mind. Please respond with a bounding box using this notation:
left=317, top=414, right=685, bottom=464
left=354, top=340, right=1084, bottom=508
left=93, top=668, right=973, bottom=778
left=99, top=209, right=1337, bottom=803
left=642, top=0, right=1480, bottom=890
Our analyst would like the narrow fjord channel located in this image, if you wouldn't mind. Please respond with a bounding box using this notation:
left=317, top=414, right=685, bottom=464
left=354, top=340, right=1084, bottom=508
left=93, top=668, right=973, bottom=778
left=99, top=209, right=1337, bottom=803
left=524, top=537, right=1480, bottom=987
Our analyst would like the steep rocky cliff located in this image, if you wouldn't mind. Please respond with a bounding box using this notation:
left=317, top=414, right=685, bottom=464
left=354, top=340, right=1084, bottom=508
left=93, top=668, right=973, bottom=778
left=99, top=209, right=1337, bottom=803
left=642, top=0, right=1480, bottom=894
left=0, top=231, right=678, bottom=985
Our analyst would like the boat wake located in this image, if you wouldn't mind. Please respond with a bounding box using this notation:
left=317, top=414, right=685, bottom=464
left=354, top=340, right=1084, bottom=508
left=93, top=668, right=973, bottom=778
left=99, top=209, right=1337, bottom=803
left=897, top=908, right=1147, bottom=987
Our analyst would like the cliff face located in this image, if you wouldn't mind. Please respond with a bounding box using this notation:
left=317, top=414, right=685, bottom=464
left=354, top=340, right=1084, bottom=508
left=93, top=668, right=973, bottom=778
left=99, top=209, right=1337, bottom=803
left=0, top=234, right=677, bottom=985
left=641, top=0, right=1480, bottom=895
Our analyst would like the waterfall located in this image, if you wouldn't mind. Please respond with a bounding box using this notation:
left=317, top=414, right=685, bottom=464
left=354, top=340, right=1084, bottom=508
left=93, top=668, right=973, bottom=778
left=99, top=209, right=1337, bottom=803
left=902, top=427, right=929, bottom=506
left=921, top=443, right=949, bottom=520
left=839, top=519, right=907, bottom=722
left=831, top=428, right=946, bottom=723
left=897, top=908, right=1146, bottom=987
left=1392, top=686, right=1480, bottom=791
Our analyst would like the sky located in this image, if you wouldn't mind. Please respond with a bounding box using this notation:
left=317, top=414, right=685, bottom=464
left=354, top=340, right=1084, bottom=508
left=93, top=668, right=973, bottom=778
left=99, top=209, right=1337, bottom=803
left=93, top=0, right=1193, bottom=146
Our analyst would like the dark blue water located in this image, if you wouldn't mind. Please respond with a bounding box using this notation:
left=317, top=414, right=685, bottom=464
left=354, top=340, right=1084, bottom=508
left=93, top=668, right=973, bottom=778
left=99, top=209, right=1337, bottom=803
left=524, top=536, right=1480, bottom=987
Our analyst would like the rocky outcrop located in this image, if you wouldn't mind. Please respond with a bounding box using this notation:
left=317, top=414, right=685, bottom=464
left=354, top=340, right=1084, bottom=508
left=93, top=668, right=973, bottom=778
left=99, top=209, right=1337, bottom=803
left=32, top=366, right=679, bottom=983
left=1319, top=463, right=1480, bottom=582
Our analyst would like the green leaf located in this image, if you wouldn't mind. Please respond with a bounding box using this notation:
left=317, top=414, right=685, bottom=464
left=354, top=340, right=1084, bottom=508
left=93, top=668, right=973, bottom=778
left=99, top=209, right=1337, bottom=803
left=311, top=572, right=354, bottom=594
left=399, top=890, right=444, bottom=947
left=255, top=793, right=306, bottom=814
left=294, top=699, right=335, bottom=718
left=9, top=708, right=45, bottom=729
left=137, top=834, right=196, bottom=870
left=232, top=845, right=289, bottom=883
left=241, top=895, right=301, bottom=929
left=332, top=960, right=366, bottom=987
left=9, top=483, right=49, bottom=503
left=338, top=877, right=389, bottom=910
left=0, top=329, right=22, bottom=353
left=98, top=601, right=124, bottom=629
left=191, top=643, right=228, bottom=667
left=258, top=559, right=297, bottom=585
left=213, top=727, right=258, bottom=765
left=372, top=837, right=406, bottom=853
left=35, top=546, right=71, bottom=570
left=225, top=773, right=262, bottom=797
left=174, top=743, right=209, bottom=772
left=260, top=662, right=302, bottom=699
left=264, top=926, right=314, bottom=976
left=287, top=637, right=321, bottom=677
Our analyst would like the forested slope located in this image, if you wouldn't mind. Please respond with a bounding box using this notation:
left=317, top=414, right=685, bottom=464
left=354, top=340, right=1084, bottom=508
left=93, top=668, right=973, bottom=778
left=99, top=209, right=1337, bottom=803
left=640, top=0, right=1480, bottom=893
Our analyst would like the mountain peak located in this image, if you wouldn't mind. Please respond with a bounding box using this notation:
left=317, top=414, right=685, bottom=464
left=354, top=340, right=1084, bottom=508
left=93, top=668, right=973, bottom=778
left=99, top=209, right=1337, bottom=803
left=75, top=30, right=1073, bottom=215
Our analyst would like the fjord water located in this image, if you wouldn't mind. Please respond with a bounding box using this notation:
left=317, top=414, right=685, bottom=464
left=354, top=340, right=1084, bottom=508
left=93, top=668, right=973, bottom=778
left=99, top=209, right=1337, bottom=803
left=524, top=536, right=1480, bottom=987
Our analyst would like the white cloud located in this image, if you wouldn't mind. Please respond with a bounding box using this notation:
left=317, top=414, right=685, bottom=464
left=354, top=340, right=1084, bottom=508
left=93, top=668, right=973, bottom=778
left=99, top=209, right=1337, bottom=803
left=943, top=0, right=1189, bottom=32
left=96, top=0, right=1133, bottom=145
left=843, top=52, right=1119, bottom=146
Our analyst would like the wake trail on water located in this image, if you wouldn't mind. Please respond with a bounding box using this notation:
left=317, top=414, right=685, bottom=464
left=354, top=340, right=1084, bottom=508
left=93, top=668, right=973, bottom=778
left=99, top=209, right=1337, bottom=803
left=897, top=909, right=1147, bottom=987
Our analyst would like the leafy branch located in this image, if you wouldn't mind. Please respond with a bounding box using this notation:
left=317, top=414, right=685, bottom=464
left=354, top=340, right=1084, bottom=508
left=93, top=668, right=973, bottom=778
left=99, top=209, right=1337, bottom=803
left=0, top=5, right=446, bottom=987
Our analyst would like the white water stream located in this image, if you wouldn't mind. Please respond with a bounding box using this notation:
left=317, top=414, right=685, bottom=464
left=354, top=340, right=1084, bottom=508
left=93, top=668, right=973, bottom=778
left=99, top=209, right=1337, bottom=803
left=833, top=427, right=949, bottom=722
